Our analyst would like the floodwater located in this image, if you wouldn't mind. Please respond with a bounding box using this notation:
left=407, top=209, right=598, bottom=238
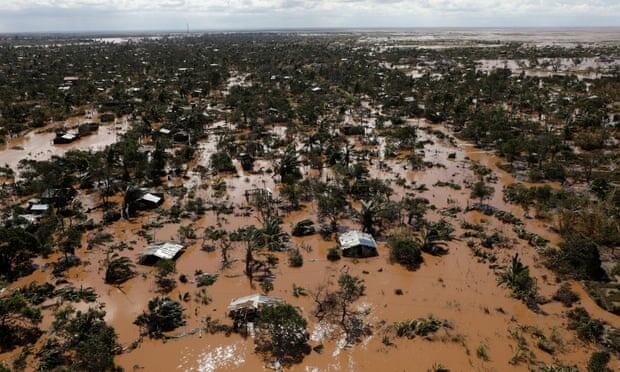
left=0, top=114, right=129, bottom=172
left=0, top=117, right=618, bottom=371
left=476, top=57, right=620, bottom=79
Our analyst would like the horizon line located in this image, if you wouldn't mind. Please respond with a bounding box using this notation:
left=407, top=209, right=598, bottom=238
left=3, top=25, right=620, bottom=36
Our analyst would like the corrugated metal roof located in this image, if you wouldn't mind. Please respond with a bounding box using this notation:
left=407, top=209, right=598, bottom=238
left=30, top=204, right=50, bottom=212
left=228, top=294, right=283, bottom=312
left=140, top=193, right=162, bottom=204
left=338, top=230, right=376, bottom=251
left=143, top=242, right=184, bottom=260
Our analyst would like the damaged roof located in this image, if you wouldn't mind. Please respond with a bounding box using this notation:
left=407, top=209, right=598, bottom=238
left=338, top=230, right=377, bottom=250
left=227, top=294, right=283, bottom=312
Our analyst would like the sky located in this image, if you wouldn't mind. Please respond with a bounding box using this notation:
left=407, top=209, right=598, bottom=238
left=0, top=0, right=619, bottom=33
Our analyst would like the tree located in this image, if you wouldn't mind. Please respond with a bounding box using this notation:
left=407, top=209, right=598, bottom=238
left=498, top=254, right=536, bottom=300
left=0, top=293, right=42, bottom=351
left=260, top=216, right=290, bottom=252
left=209, top=151, right=236, bottom=174
left=48, top=307, right=118, bottom=371
left=401, top=196, right=429, bottom=226
left=134, top=297, right=185, bottom=338
left=317, top=184, right=348, bottom=233
left=256, top=304, right=309, bottom=364
left=415, top=224, right=450, bottom=256
left=0, top=226, right=41, bottom=281
left=551, top=234, right=605, bottom=281
left=336, top=273, right=366, bottom=325
left=275, top=145, right=302, bottom=184
left=356, top=200, right=380, bottom=236
left=387, top=230, right=423, bottom=270
left=104, top=256, right=135, bottom=284
left=311, top=273, right=366, bottom=331
left=242, top=226, right=262, bottom=284
left=471, top=180, right=494, bottom=206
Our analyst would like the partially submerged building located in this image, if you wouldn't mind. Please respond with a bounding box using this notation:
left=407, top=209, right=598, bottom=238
left=137, top=192, right=164, bottom=209
left=338, top=230, right=378, bottom=258
left=25, top=199, right=50, bottom=215
left=227, top=294, right=283, bottom=324
left=77, top=122, right=99, bottom=136
left=140, top=241, right=185, bottom=264
left=53, top=132, right=78, bottom=144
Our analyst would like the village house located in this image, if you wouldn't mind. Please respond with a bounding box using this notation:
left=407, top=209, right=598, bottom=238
left=338, top=230, right=378, bottom=258
left=140, top=241, right=185, bottom=264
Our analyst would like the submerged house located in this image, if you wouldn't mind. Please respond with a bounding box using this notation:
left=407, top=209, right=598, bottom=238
left=227, top=294, right=283, bottom=324
left=26, top=199, right=50, bottom=215
left=53, top=131, right=79, bottom=144
left=140, top=241, right=185, bottom=264
left=41, top=188, right=77, bottom=208
left=137, top=192, right=164, bottom=209
left=338, top=230, right=378, bottom=258
left=78, top=122, right=99, bottom=136
left=123, top=188, right=165, bottom=218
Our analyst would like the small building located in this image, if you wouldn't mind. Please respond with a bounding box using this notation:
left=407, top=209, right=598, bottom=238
left=338, top=230, right=378, bottom=258
left=137, top=192, right=164, bottom=209
left=78, top=122, right=99, bottom=136
left=41, top=188, right=77, bottom=208
left=173, top=130, right=190, bottom=143
left=27, top=201, right=50, bottom=215
left=140, top=241, right=185, bottom=264
left=99, top=113, right=115, bottom=123
left=227, top=294, right=283, bottom=324
left=53, top=132, right=78, bottom=144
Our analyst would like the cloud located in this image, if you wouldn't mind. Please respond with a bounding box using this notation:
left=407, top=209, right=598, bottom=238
left=0, top=0, right=618, bottom=32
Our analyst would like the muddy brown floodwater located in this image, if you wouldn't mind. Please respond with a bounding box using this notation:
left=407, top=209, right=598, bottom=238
left=0, top=113, right=129, bottom=172
left=0, top=117, right=618, bottom=371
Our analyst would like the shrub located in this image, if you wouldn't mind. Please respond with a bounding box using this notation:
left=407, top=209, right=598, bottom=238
left=327, top=247, right=341, bottom=261
left=134, top=297, right=185, bottom=337
left=387, top=231, right=422, bottom=270
left=209, top=151, right=236, bottom=173
left=566, top=307, right=604, bottom=342
left=552, top=284, right=579, bottom=307
left=550, top=234, right=605, bottom=281
left=256, top=304, right=309, bottom=364
left=587, top=351, right=611, bottom=372
left=288, top=249, right=303, bottom=267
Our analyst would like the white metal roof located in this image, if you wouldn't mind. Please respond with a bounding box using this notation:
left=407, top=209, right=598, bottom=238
left=143, top=242, right=184, bottom=260
left=29, top=204, right=50, bottom=212
left=159, top=128, right=171, bottom=134
left=338, top=230, right=377, bottom=251
left=61, top=133, right=77, bottom=140
left=228, top=294, right=282, bottom=312
left=140, top=193, right=161, bottom=204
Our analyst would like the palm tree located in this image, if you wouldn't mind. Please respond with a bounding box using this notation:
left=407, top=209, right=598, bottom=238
left=242, top=226, right=262, bottom=284
left=357, top=200, right=381, bottom=236
left=401, top=196, right=428, bottom=226
left=415, top=225, right=449, bottom=256
left=497, top=254, right=535, bottom=299
left=275, top=145, right=302, bottom=184
left=261, top=216, right=289, bottom=252
left=105, top=256, right=135, bottom=284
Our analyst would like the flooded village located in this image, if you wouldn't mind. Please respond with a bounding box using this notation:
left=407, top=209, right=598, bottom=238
left=0, top=29, right=619, bottom=371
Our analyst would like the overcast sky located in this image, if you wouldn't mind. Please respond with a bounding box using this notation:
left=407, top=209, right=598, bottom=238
left=0, top=0, right=619, bottom=33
